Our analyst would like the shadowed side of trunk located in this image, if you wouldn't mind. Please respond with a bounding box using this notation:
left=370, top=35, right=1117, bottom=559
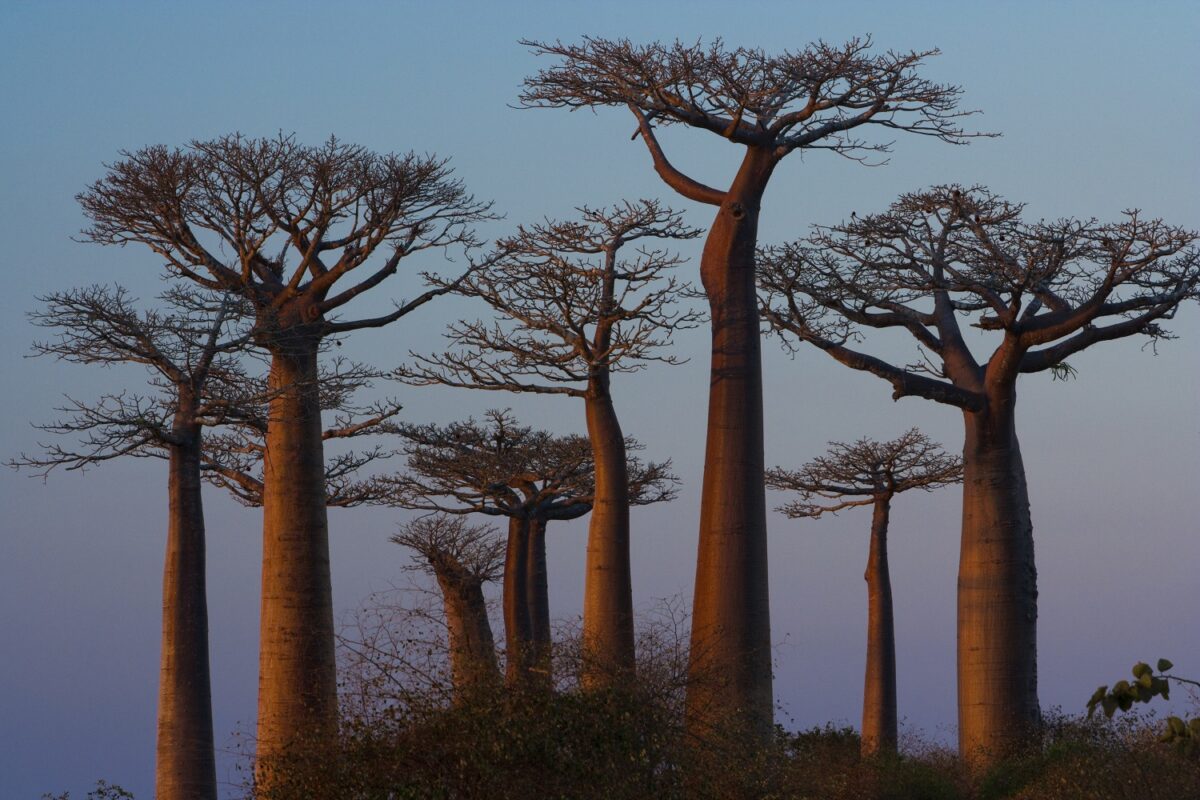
left=257, top=337, right=337, bottom=766
left=156, top=421, right=217, bottom=800
left=581, top=387, right=634, bottom=688
left=958, top=391, right=1039, bottom=765
left=861, top=495, right=897, bottom=758
left=434, top=570, right=500, bottom=702
left=503, top=516, right=532, bottom=687
left=526, top=517, right=552, bottom=690
left=687, top=148, right=776, bottom=739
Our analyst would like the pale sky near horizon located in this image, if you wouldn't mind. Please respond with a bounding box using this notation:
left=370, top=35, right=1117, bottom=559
left=1, top=2, right=1197, bottom=797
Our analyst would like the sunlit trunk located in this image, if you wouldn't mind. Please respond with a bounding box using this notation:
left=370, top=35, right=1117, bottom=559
left=526, top=517, right=552, bottom=690
left=434, top=571, right=499, bottom=702
left=861, top=495, right=897, bottom=758
left=581, top=385, right=634, bottom=688
left=156, top=421, right=217, bottom=800
left=687, top=147, right=776, bottom=740
left=958, top=388, right=1039, bottom=765
left=503, top=516, right=531, bottom=687
left=256, top=337, right=336, bottom=769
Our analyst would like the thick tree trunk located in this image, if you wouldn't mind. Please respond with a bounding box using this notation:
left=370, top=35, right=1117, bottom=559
left=503, top=516, right=531, bottom=687
left=156, top=426, right=217, bottom=800
left=957, top=389, right=1039, bottom=764
left=686, top=147, right=776, bottom=739
left=526, top=516, right=552, bottom=690
left=581, top=386, right=634, bottom=688
left=434, top=571, right=499, bottom=702
left=861, top=496, right=897, bottom=758
left=256, top=337, right=337, bottom=768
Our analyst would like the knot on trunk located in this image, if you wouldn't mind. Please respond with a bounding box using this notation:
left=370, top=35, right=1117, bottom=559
left=728, top=201, right=747, bottom=220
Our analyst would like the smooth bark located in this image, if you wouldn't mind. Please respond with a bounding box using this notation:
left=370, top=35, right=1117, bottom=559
left=257, top=337, right=337, bottom=763
left=156, top=420, right=217, bottom=800
left=581, top=385, right=635, bottom=687
left=434, top=571, right=500, bottom=701
left=862, top=496, right=898, bottom=758
left=526, top=517, right=552, bottom=690
left=957, top=388, right=1039, bottom=763
left=503, top=517, right=532, bottom=687
left=687, top=147, right=777, bottom=738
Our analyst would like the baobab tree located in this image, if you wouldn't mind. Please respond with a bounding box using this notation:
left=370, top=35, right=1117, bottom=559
left=397, top=199, right=701, bottom=686
left=766, top=430, right=962, bottom=757
left=371, top=410, right=676, bottom=688
left=76, top=134, right=492, bottom=761
left=391, top=515, right=506, bottom=700
left=10, top=285, right=252, bottom=800
left=520, top=36, right=981, bottom=734
left=757, top=185, right=1200, bottom=761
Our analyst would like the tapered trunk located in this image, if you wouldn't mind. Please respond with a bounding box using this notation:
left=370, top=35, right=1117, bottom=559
left=256, top=337, right=336, bottom=766
left=503, top=516, right=531, bottom=687
left=526, top=517, right=552, bottom=689
left=581, top=385, right=634, bottom=688
left=687, top=147, right=776, bottom=739
left=156, top=423, right=217, bottom=800
left=434, top=571, right=499, bottom=702
left=958, top=387, right=1039, bottom=764
left=861, top=496, right=897, bottom=758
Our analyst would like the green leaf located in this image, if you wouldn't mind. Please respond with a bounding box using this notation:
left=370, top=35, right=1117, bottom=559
left=1167, top=716, right=1187, bottom=736
left=1087, top=685, right=1108, bottom=709
left=1156, top=658, right=1174, bottom=672
left=1132, top=662, right=1152, bottom=680
left=1101, top=696, right=1118, bottom=718
left=1188, top=718, right=1200, bottom=738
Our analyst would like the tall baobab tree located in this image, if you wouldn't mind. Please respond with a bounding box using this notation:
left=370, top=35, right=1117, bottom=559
left=391, top=515, right=506, bottom=701
left=757, top=185, right=1200, bottom=761
left=76, top=134, right=492, bottom=761
left=520, top=36, right=981, bottom=734
left=397, top=199, right=701, bottom=686
left=10, top=285, right=251, bottom=800
left=766, top=430, right=962, bottom=757
left=371, top=410, right=676, bottom=688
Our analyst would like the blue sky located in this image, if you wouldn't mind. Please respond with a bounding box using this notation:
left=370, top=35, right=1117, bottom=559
left=1, top=2, right=1197, bottom=797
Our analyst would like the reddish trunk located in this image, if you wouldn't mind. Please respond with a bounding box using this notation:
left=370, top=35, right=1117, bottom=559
left=503, top=516, right=531, bottom=687
left=687, top=147, right=776, bottom=738
left=156, top=423, right=217, bottom=800
left=434, top=570, right=500, bottom=702
left=256, top=337, right=336, bottom=767
left=861, top=496, right=897, bottom=757
left=957, top=387, right=1039, bottom=764
left=581, top=386, right=634, bottom=688
left=526, top=516, right=552, bottom=690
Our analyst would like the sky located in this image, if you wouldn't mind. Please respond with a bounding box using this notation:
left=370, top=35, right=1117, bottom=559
left=1, top=1, right=1197, bottom=797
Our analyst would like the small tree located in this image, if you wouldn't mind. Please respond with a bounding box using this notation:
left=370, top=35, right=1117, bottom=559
left=11, top=285, right=252, bottom=800
left=371, top=410, right=676, bottom=688
left=77, top=134, right=492, bottom=761
left=521, top=37, right=980, bottom=735
left=767, top=429, right=962, bottom=757
left=391, top=515, right=506, bottom=701
left=758, top=185, right=1199, bottom=761
left=398, top=199, right=700, bottom=686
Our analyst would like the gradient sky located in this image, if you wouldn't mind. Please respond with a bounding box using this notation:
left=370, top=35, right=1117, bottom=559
left=2, top=2, right=1197, bottom=797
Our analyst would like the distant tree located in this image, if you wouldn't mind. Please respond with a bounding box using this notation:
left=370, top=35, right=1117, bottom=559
left=11, top=285, right=252, bottom=800
left=391, top=515, right=506, bottom=701
left=371, top=410, right=676, bottom=689
left=767, top=430, right=962, bottom=757
left=521, top=36, right=980, bottom=736
left=758, top=185, right=1200, bottom=762
left=76, top=134, right=493, bottom=762
left=398, top=199, right=700, bottom=686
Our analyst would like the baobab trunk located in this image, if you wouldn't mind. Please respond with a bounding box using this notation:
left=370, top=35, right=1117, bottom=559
left=687, top=147, right=777, bottom=739
left=257, top=336, right=337, bottom=768
left=526, top=517, right=552, bottom=689
left=503, top=516, right=531, bottom=687
left=434, top=571, right=499, bottom=701
left=862, top=496, right=898, bottom=758
left=958, top=388, right=1039, bottom=764
left=156, top=422, right=217, bottom=800
left=581, top=383, right=634, bottom=688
